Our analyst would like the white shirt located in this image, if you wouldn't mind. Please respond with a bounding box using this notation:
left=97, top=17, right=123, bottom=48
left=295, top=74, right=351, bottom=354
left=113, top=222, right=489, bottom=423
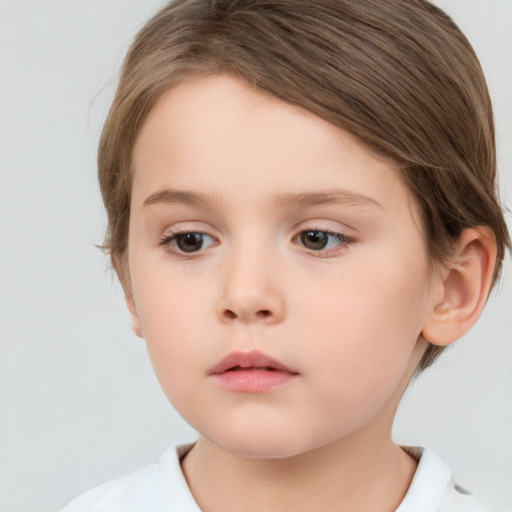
left=61, top=444, right=491, bottom=512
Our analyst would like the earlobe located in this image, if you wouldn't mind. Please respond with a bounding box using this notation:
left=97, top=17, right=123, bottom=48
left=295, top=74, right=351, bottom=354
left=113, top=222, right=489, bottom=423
left=125, top=291, right=143, bottom=338
left=111, top=251, right=143, bottom=338
left=421, top=227, right=497, bottom=347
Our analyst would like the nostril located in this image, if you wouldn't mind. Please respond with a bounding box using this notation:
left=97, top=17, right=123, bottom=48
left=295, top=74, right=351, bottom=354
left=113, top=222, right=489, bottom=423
left=222, top=309, right=272, bottom=320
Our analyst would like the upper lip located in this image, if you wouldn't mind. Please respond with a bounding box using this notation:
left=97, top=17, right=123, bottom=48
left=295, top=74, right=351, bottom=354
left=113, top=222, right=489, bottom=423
left=210, top=350, right=298, bottom=375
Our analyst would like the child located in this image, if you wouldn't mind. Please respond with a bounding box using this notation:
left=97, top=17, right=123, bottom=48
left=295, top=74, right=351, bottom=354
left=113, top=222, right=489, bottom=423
left=62, top=0, right=510, bottom=510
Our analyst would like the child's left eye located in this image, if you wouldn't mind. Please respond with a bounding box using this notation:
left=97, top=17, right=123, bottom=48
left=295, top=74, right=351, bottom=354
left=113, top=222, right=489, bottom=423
left=296, top=229, right=351, bottom=252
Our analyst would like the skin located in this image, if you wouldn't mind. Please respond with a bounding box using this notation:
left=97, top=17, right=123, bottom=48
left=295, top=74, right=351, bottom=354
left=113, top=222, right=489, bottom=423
left=123, top=74, right=494, bottom=511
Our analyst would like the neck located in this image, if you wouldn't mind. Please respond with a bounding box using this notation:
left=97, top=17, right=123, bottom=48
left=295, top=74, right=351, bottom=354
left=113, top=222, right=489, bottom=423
left=181, top=429, right=417, bottom=512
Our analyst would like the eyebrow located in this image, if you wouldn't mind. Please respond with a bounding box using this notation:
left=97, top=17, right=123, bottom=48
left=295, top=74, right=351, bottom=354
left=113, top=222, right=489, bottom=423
left=274, top=190, right=383, bottom=210
left=143, top=189, right=213, bottom=209
left=142, top=188, right=383, bottom=210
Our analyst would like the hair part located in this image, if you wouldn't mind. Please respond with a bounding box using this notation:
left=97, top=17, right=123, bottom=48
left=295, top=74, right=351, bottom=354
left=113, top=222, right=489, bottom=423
left=98, top=0, right=510, bottom=372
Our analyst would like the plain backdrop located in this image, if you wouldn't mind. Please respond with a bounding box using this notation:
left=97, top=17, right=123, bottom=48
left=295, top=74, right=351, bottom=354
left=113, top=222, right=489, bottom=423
left=0, top=1, right=511, bottom=511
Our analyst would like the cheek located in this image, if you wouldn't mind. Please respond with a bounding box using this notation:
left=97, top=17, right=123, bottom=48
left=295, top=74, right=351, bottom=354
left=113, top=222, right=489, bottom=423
left=299, top=254, right=428, bottom=341
left=295, top=256, right=429, bottom=391
left=131, top=273, right=208, bottom=390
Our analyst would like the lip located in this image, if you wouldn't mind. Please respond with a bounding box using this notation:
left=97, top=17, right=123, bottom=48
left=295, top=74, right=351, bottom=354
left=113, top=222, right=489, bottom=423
left=210, top=350, right=299, bottom=392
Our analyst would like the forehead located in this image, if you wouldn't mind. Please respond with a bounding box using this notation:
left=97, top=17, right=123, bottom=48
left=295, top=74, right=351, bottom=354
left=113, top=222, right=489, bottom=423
left=132, top=74, right=355, bottom=174
left=131, top=74, right=419, bottom=221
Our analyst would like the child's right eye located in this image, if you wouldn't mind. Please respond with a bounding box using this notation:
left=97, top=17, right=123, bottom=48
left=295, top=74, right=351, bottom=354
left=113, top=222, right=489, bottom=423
left=159, top=232, right=217, bottom=254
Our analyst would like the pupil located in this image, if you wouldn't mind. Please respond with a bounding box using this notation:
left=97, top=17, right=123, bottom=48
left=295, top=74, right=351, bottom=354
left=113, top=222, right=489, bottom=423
left=177, top=233, right=203, bottom=252
left=301, top=230, right=328, bottom=250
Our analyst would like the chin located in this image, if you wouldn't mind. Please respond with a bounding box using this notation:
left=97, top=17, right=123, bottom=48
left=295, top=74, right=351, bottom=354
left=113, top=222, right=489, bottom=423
left=218, top=440, right=308, bottom=460
left=203, top=424, right=336, bottom=460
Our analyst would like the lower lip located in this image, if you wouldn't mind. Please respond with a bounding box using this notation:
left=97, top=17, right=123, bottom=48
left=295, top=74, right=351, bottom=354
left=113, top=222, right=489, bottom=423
left=212, top=369, right=297, bottom=392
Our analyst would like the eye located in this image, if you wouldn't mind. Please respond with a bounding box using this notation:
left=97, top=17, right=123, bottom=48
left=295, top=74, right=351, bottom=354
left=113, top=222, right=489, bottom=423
left=297, top=229, right=350, bottom=252
left=160, top=231, right=216, bottom=254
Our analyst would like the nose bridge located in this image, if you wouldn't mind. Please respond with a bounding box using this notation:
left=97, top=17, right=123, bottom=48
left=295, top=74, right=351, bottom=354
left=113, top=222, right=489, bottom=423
left=217, top=233, right=284, bottom=324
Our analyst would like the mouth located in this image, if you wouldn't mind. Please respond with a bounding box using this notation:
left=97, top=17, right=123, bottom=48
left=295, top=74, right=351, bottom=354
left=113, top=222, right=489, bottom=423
left=210, top=350, right=298, bottom=375
left=228, top=366, right=280, bottom=371
left=210, top=350, right=299, bottom=392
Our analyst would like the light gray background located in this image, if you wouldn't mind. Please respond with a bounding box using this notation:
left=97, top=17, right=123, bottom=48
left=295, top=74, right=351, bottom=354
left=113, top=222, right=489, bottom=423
left=0, top=1, right=510, bottom=511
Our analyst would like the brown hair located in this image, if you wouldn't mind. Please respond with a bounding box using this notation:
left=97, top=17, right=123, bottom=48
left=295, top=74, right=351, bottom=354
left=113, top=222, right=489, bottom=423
left=98, top=0, right=510, bottom=371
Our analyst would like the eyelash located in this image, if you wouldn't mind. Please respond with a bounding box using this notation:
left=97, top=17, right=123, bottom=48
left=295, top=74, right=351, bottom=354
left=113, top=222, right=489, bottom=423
left=158, top=228, right=353, bottom=257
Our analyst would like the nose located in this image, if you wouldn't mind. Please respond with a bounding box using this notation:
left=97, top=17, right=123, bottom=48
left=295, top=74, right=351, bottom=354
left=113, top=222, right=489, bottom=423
left=216, top=245, right=285, bottom=325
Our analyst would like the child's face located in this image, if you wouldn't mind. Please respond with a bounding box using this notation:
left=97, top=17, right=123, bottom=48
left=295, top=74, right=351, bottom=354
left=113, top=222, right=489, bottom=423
left=127, top=75, right=438, bottom=458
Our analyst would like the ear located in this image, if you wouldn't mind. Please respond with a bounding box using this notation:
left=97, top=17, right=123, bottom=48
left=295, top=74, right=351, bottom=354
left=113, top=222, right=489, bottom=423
left=111, top=252, right=143, bottom=338
left=125, top=290, right=143, bottom=338
left=421, top=226, right=497, bottom=346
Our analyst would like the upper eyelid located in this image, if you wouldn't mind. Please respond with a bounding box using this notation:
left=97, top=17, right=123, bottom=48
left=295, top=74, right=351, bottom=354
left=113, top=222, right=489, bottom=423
left=159, top=226, right=350, bottom=239
left=294, top=229, right=352, bottom=243
left=160, top=229, right=216, bottom=243
left=293, top=226, right=351, bottom=238
left=293, top=217, right=358, bottom=233
left=160, top=223, right=218, bottom=239
left=160, top=226, right=347, bottom=238
left=158, top=224, right=353, bottom=246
